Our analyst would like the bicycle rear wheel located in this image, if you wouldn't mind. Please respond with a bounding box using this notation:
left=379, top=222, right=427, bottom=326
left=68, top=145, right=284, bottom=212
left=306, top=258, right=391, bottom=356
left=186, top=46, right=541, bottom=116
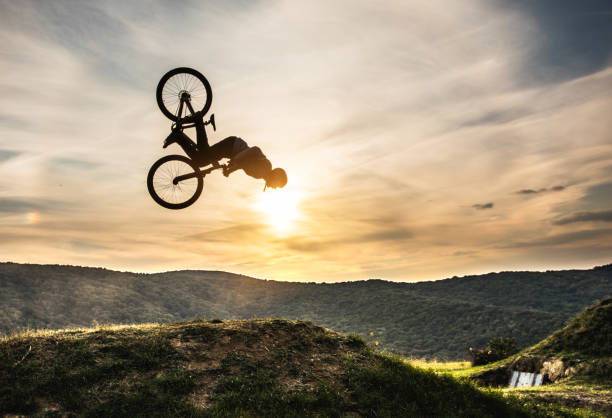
left=147, top=155, right=203, bottom=209
left=156, top=67, right=213, bottom=121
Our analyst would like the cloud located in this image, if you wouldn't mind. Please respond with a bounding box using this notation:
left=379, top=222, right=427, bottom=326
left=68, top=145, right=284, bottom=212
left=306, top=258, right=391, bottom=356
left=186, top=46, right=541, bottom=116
left=473, top=203, right=494, bottom=210
left=362, top=228, right=413, bottom=242
left=460, top=109, right=529, bottom=127
left=50, top=158, right=101, bottom=171
left=497, top=0, right=612, bottom=84
left=0, top=197, right=66, bottom=214
left=517, top=189, right=546, bottom=195
left=0, top=150, right=21, bottom=163
left=282, top=238, right=334, bottom=253
left=554, top=210, right=612, bottom=225
left=500, top=229, right=612, bottom=249
left=185, top=223, right=268, bottom=244
left=581, top=182, right=612, bottom=209
left=70, top=240, right=112, bottom=253
left=280, top=227, right=413, bottom=254
left=452, top=250, right=478, bottom=257
left=516, top=186, right=565, bottom=195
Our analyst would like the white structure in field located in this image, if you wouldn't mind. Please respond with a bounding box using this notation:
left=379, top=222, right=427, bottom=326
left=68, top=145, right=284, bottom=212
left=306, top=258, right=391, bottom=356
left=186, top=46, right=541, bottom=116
left=508, top=371, right=544, bottom=388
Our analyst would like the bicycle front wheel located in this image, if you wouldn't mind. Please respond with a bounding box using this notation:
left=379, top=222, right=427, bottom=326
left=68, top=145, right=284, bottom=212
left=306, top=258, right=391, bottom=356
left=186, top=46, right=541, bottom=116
left=156, top=67, right=213, bottom=121
left=147, top=155, right=203, bottom=209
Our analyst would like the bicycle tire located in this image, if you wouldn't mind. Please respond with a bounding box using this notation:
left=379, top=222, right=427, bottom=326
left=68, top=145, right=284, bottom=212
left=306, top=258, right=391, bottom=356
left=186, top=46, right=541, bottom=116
left=156, top=67, right=213, bottom=121
left=147, top=154, right=203, bottom=209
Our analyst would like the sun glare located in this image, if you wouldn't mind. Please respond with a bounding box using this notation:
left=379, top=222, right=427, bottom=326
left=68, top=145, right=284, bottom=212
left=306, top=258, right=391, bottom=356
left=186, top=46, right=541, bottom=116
left=255, top=189, right=301, bottom=233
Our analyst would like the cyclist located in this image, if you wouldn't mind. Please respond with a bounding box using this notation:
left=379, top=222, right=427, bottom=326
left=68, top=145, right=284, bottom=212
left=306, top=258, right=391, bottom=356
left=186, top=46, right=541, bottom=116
left=167, top=111, right=287, bottom=189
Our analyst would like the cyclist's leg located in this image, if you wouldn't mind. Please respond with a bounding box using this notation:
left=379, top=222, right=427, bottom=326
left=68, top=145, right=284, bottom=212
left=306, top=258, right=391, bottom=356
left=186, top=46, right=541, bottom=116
left=231, top=137, right=248, bottom=155
left=209, top=136, right=243, bottom=160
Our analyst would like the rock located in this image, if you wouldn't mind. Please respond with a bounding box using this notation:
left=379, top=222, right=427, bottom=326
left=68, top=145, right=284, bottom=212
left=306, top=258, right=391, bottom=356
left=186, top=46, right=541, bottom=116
left=510, top=355, right=545, bottom=372
left=542, top=358, right=565, bottom=381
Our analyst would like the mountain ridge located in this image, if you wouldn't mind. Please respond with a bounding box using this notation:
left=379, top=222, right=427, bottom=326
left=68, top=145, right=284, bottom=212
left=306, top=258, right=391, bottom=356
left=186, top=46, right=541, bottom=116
left=2, top=261, right=610, bottom=360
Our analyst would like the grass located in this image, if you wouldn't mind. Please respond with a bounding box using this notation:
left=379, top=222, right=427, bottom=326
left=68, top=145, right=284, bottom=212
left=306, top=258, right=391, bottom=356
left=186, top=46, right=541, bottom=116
left=530, top=297, right=612, bottom=359
left=407, top=358, right=472, bottom=372
left=0, top=319, right=607, bottom=417
left=206, top=371, right=344, bottom=417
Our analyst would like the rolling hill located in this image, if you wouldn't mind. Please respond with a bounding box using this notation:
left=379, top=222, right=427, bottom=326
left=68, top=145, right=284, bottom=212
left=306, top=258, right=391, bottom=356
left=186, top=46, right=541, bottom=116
left=1, top=262, right=611, bottom=360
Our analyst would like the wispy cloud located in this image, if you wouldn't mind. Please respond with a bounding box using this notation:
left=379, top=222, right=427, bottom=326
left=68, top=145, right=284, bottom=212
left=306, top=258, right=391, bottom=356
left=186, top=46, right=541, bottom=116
left=554, top=210, right=612, bottom=225
left=0, top=150, right=21, bottom=163
left=516, top=186, right=566, bottom=195
left=473, top=203, right=494, bottom=210
left=0, top=197, right=67, bottom=214
left=500, top=229, right=612, bottom=249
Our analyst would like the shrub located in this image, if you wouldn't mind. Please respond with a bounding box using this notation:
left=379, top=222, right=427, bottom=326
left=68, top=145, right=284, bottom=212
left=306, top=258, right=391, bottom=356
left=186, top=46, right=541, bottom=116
left=470, top=337, right=517, bottom=366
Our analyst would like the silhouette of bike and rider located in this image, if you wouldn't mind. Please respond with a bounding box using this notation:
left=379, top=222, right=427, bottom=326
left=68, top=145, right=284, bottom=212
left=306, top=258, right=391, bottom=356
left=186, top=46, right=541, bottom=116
left=148, top=67, right=287, bottom=209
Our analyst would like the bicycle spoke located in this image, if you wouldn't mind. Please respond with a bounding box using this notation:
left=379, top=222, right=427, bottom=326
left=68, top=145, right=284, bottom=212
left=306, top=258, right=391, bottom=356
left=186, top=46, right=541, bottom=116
left=184, top=75, right=193, bottom=92
left=157, top=68, right=211, bottom=124
left=152, top=158, right=199, bottom=204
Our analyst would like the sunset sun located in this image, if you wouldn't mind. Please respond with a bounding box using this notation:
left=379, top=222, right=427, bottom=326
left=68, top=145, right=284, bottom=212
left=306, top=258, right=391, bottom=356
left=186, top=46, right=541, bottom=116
left=255, top=189, right=302, bottom=233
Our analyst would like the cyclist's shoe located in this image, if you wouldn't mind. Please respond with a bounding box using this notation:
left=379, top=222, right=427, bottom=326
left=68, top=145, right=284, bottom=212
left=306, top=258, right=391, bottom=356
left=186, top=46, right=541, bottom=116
left=163, top=132, right=176, bottom=148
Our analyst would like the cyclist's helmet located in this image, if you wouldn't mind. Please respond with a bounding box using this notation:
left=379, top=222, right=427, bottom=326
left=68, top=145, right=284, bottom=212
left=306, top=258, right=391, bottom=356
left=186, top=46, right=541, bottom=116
left=265, top=168, right=288, bottom=189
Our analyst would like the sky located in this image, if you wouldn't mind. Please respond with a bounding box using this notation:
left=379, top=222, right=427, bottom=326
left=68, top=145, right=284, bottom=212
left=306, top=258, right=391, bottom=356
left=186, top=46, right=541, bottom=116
left=1, top=0, right=611, bottom=282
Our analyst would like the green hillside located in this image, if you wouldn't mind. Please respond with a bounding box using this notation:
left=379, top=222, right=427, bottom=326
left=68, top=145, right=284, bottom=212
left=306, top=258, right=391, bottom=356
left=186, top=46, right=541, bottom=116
left=464, top=298, right=612, bottom=415
left=0, top=319, right=593, bottom=417
left=531, top=297, right=612, bottom=359
left=1, top=262, right=610, bottom=360
left=405, top=265, right=612, bottom=314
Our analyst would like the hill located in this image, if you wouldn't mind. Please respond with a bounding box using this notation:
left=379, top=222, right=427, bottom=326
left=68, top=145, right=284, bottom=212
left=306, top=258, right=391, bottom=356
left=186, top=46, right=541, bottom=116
left=0, top=319, right=591, bottom=417
left=530, top=296, right=612, bottom=359
left=470, top=298, right=612, bottom=414
left=1, top=262, right=611, bottom=360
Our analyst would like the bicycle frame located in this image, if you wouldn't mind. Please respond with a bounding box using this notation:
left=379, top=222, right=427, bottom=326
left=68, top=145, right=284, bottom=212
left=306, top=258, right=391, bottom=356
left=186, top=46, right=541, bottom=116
left=172, top=163, right=226, bottom=185
left=162, top=94, right=226, bottom=184
left=164, top=94, right=216, bottom=167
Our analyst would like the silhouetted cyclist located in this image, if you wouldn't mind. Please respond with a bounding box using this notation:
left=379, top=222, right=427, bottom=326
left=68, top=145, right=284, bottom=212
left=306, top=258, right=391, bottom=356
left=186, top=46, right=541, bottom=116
left=168, top=111, right=288, bottom=189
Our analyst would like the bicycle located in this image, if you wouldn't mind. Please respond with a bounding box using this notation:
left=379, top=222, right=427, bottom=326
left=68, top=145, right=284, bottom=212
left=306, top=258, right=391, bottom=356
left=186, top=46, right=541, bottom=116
left=147, top=67, right=227, bottom=210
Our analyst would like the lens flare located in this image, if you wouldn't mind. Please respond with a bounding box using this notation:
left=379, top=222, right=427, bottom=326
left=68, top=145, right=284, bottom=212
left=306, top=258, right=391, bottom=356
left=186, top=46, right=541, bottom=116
left=25, top=211, right=41, bottom=225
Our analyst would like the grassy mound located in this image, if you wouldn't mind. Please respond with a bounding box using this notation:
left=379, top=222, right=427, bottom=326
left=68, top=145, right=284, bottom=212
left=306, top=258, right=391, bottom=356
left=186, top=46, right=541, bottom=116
left=531, top=297, right=612, bottom=358
left=0, top=319, right=592, bottom=417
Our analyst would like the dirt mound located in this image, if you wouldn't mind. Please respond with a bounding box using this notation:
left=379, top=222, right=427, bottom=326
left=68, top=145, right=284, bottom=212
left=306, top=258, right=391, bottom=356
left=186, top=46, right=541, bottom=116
left=168, top=319, right=365, bottom=405
left=1, top=318, right=583, bottom=417
left=0, top=319, right=365, bottom=415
